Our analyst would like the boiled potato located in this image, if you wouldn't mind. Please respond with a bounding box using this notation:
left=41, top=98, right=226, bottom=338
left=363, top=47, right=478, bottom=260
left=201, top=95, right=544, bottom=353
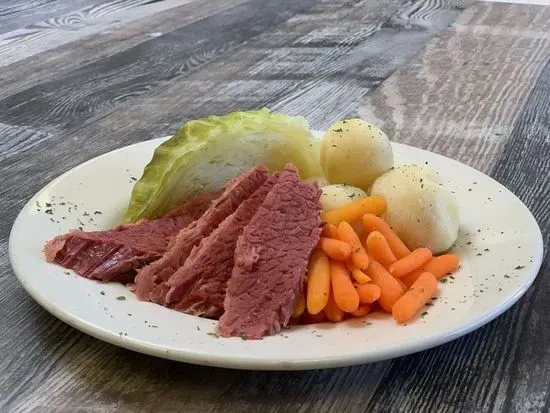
left=319, top=184, right=367, bottom=212
left=370, top=165, right=459, bottom=254
left=320, top=119, right=393, bottom=191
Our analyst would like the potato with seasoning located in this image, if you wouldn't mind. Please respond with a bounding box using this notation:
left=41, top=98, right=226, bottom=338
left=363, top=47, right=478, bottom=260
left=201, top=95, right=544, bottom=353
left=319, top=184, right=367, bottom=212
left=320, top=119, right=393, bottom=191
left=370, top=164, right=459, bottom=254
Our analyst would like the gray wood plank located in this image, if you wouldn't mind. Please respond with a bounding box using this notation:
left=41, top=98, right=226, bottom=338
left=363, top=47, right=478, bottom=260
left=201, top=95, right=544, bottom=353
left=0, top=0, right=323, bottom=130
left=0, top=1, right=103, bottom=34
left=1, top=0, right=549, bottom=412
left=0, top=0, right=188, bottom=66
left=0, top=0, right=249, bottom=99
left=358, top=1, right=550, bottom=174
left=0, top=122, right=53, bottom=159
left=486, top=60, right=550, bottom=413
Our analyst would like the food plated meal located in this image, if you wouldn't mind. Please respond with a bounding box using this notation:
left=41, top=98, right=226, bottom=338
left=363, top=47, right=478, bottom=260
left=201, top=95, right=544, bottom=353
left=43, top=109, right=462, bottom=339
left=10, top=108, right=543, bottom=369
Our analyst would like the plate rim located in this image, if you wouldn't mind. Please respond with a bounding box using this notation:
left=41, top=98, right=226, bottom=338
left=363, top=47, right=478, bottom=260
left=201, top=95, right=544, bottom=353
left=8, top=134, right=545, bottom=370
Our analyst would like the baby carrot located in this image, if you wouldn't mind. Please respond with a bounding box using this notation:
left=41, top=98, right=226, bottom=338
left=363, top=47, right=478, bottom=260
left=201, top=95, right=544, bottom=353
left=322, top=196, right=386, bottom=226
left=324, top=290, right=345, bottom=322
left=388, top=248, right=433, bottom=278
left=351, top=267, right=371, bottom=284
left=330, top=260, right=360, bottom=313
left=356, top=283, right=381, bottom=304
left=337, top=221, right=370, bottom=270
left=292, top=292, right=306, bottom=318
left=321, top=223, right=340, bottom=239
left=400, top=254, right=460, bottom=287
left=426, top=254, right=460, bottom=278
left=306, top=249, right=331, bottom=315
left=366, top=231, right=397, bottom=268
left=366, top=260, right=405, bottom=312
left=392, top=272, right=438, bottom=323
left=362, top=214, right=410, bottom=259
left=400, top=271, right=421, bottom=288
left=302, top=310, right=327, bottom=324
left=318, top=237, right=352, bottom=261
left=351, top=220, right=365, bottom=242
left=351, top=304, right=371, bottom=317
left=396, top=278, right=408, bottom=291
left=345, top=260, right=371, bottom=284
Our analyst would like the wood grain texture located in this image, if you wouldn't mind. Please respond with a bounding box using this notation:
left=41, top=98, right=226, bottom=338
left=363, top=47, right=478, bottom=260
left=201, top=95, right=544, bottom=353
left=1, top=0, right=549, bottom=412
left=0, top=0, right=188, bottom=67
left=0, top=0, right=250, bottom=99
left=358, top=1, right=550, bottom=173
left=0, top=0, right=322, bottom=130
left=0, top=0, right=106, bottom=34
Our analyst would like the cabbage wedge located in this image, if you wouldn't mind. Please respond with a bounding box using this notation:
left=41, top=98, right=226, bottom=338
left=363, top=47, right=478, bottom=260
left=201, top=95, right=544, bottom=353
left=122, top=109, right=322, bottom=223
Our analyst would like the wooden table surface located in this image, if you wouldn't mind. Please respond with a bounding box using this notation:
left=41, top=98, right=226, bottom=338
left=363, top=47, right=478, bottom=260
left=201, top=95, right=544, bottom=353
left=1, top=0, right=549, bottom=412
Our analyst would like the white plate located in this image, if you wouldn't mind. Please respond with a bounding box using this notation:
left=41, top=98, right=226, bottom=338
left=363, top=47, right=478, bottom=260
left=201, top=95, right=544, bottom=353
left=9, top=132, right=544, bottom=370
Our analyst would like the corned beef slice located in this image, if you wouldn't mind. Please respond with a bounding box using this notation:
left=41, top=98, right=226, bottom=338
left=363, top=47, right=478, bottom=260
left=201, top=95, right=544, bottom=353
left=134, top=166, right=269, bottom=302
left=166, top=172, right=283, bottom=317
left=43, top=192, right=217, bottom=283
left=217, top=165, right=322, bottom=339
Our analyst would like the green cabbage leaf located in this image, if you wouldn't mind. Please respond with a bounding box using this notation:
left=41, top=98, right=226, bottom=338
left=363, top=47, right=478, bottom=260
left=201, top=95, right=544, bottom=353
left=122, top=108, right=322, bottom=223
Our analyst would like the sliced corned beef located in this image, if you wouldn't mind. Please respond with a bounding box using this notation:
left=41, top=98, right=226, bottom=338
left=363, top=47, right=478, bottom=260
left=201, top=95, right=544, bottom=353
left=43, top=191, right=218, bottom=283
left=166, top=172, right=282, bottom=317
left=217, top=165, right=322, bottom=339
left=134, top=166, right=269, bottom=302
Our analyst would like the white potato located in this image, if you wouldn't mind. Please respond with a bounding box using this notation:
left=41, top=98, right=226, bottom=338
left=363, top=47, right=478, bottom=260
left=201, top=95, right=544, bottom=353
left=370, top=165, right=459, bottom=254
left=320, top=118, right=393, bottom=191
left=320, top=184, right=367, bottom=212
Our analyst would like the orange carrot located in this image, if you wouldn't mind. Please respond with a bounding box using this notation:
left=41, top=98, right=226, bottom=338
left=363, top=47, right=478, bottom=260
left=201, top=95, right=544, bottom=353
left=350, top=267, right=371, bottom=284
left=322, top=196, right=386, bottom=226
left=366, top=259, right=405, bottom=312
left=362, top=214, right=410, bottom=259
left=401, top=254, right=460, bottom=287
left=389, top=248, right=433, bottom=278
left=366, top=231, right=397, bottom=268
left=330, top=260, right=360, bottom=312
left=345, top=260, right=371, bottom=284
left=356, top=283, right=381, bottom=304
left=351, top=220, right=365, bottom=243
left=321, top=223, right=340, bottom=239
left=306, top=249, right=331, bottom=315
left=324, top=290, right=345, bottom=322
left=302, top=310, right=327, bottom=324
left=392, top=272, right=438, bottom=323
left=337, top=221, right=370, bottom=270
left=318, top=237, right=352, bottom=261
left=351, top=304, right=371, bottom=317
left=396, top=278, right=408, bottom=291
left=292, top=292, right=306, bottom=318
